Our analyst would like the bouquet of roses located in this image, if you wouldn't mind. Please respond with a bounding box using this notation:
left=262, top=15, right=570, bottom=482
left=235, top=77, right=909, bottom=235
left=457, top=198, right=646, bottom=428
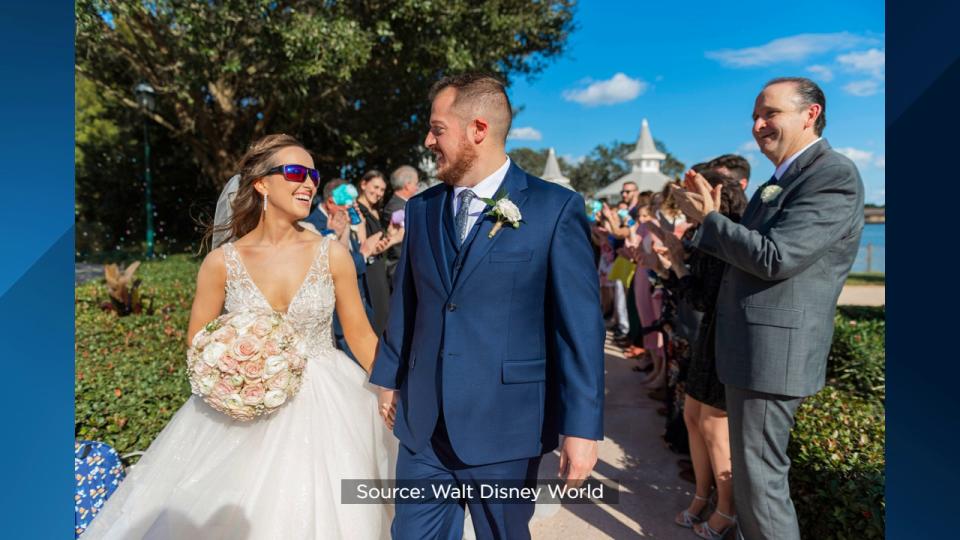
left=186, top=309, right=307, bottom=421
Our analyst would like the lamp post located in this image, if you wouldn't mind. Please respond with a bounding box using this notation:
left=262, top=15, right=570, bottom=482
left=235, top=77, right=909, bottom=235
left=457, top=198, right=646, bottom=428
left=135, top=82, right=156, bottom=258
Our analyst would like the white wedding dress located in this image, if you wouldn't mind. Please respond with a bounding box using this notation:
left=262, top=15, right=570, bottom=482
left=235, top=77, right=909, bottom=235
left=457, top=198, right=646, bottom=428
left=83, top=237, right=395, bottom=539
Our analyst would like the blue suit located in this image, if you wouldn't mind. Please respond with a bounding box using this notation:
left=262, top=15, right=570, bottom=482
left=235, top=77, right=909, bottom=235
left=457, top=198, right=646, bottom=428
left=303, top=207, right=373, bottom=361
left=370, top=163, right=604, bottom=539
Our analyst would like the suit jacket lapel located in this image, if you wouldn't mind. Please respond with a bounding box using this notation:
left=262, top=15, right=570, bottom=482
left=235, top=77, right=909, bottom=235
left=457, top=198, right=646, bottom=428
left=453, top=163, right=530, bottom=289
left=743, top=139, right=831, bottom=226
left=777, top=139, right=830, bottom=192
left=425, top=188, right=453, bottom=294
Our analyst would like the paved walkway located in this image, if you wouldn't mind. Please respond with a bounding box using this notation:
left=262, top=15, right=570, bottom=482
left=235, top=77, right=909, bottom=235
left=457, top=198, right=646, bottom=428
left=838, top=285, right=885, bottom=306
left=528, top=333, right=692, bottom=539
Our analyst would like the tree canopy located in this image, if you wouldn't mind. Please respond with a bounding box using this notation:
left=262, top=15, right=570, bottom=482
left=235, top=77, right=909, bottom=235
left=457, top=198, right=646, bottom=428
left=76, top=0, right=576, bottom=187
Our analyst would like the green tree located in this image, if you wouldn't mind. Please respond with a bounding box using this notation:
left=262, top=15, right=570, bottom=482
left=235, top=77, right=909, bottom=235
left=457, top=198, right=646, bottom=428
left=76, top=0, right=576, bottom=187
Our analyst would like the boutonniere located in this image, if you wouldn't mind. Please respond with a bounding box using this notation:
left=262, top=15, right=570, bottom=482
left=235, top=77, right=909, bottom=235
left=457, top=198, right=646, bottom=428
left=480, top=190, right=523, bottom=238
left=760, top=184, right=783, bottom=204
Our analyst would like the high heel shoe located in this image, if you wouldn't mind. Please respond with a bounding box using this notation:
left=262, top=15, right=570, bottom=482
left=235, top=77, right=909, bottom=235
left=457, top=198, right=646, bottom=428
left=693, top=510, right=737, bottom=539
left=674, top=494, right=710, bottom=528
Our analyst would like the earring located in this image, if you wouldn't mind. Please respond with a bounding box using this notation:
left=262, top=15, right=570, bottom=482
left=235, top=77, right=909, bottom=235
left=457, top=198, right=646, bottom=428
left=263, top=193, right=268, bottom=212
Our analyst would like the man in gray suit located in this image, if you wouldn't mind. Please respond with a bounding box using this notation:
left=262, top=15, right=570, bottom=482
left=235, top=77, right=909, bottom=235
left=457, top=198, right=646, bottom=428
left=673, top=77, right=864, bottom=540
left=383, top=165, right=420, bottom=287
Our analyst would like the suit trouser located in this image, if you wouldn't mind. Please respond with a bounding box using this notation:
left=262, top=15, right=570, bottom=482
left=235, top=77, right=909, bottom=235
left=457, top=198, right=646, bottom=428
left=392, top=415, right=542, bottom=540
left=725, top=385, right=803, bottom=540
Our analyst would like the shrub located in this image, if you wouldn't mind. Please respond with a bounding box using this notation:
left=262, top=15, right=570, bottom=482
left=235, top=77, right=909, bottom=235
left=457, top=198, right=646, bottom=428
left=791, top=386, right=885, bottom=539
left=75, top=255, right=199, bottom=460
left=828, top=310, right=886, bottom=402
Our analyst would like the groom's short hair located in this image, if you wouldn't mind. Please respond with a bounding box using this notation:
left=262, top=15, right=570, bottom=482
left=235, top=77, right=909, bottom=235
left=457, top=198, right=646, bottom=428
left=428, top=73, right=512, bottom=144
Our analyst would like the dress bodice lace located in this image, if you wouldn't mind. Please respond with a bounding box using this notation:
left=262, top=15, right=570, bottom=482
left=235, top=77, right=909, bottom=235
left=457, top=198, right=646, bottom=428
left=222, top=238, right=337, bottom=356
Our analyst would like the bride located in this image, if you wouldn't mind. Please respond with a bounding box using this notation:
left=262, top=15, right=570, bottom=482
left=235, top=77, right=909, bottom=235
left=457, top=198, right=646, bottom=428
left=83, top=134, right=396, bottom=539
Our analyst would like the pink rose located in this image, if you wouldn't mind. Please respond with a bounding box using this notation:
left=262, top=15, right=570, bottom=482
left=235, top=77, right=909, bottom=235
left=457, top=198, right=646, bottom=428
left=213, top=325, right=237, bottom=343
left=266, top=371, right=291, bottom=391
left=212, top=380, right=234, bottom=399
left=240, top=358, right=265, bottom=380
left=232, top=335, right=261, bottom=361
left=252, top=317, right=274, bottom=337
left=263, top=339, right=281, bottom=357
left=241, top=383, right=266, bottom=405
left=217, top=354, right=239, bottom=374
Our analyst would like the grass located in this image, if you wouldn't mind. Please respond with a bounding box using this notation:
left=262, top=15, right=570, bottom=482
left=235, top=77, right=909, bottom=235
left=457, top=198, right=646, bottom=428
left=845, top=272, right=885, bottom=286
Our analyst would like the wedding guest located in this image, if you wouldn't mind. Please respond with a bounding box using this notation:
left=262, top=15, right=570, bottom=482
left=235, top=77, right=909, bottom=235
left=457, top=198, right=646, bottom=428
left=672, top=77, right=864, bottom=540
left=657, top=171, right=747, bottom=539
left=304, top=178, right=381, bottom=361
left=630, top=205, right=666, bottom=387
left=707, top=154, right=751, bottom=191
left=383, top=165, right=420, bottom=286
left=356, top=170, right=404, bottom=335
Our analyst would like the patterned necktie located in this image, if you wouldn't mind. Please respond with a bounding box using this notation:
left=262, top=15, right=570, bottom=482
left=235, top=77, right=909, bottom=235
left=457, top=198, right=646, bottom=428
left=455, top=189, right=477, bottom=245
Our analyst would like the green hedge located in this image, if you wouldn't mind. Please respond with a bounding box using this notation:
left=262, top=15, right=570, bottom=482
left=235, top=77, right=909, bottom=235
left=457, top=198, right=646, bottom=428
left=75, top=255, right=199, bottom=459
left=828, top=308, right=885, bottom=402
left=790, top=386, right=885, bottom=539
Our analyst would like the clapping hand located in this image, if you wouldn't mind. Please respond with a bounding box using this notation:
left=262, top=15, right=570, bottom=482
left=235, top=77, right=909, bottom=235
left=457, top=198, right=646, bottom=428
left=360, top=231, right=384, bottom=259
left=647, top=222, right=684, bottom=261
left=670, top=170, right=722, bottom=224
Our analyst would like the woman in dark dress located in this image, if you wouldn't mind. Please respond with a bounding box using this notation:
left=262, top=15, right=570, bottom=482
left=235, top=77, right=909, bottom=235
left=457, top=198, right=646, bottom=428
left=355, top=170, right=393, bottom=336
left=654, top=172, right=747, bottom=539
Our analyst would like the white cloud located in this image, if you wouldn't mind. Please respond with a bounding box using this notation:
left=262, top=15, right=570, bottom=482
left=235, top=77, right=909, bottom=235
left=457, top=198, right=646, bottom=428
left=874, top=155, right=885, bottom=168
left=706, top=32, right=880, bottom=67
left=835, top=147, right=875, bottom=166
left=806, top=64, right=835, bottom=82
left=738, top=140, right=759, bottom=153
left=507, top=126, right=542, bottom=141
left=843, top=79, right=881, bottom=96
left=837, top=48, right=885, bottom=79
left=562, top=73, right=647, bottom=106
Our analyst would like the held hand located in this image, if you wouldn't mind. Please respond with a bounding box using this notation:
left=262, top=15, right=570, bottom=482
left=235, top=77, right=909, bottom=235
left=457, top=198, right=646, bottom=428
left=378, top=388, right=397, bottom=430
left=558, top=436, right=598, bottom=489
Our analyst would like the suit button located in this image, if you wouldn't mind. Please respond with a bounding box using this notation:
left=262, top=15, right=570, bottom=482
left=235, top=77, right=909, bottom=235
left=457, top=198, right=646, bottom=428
left=448, top=303, right=458, bottom=312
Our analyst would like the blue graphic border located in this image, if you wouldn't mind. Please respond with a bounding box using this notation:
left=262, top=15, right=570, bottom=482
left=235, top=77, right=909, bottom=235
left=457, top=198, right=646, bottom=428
left=0, top=2, right=75, bottom=537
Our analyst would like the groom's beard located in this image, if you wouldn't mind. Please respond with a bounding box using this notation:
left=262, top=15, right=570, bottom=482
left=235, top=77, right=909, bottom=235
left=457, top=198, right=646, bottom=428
left=436, top=136, right=478, bottom=186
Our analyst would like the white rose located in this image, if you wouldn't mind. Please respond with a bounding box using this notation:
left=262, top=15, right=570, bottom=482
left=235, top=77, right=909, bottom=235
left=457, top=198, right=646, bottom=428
left=263, top=389, right=288, bottom=408
left=495, top=199, right=522, bottom=223
left=760, top=185, right=783, bottom=203
left=264, top=355, right=288, bottom=378
left=229, top=311, right=258, bottom=330
left=224, top=393, right=245, bottom=411
left=199, top=373, right=218, bottom=394
left=201, top=342, right=228, bottom=366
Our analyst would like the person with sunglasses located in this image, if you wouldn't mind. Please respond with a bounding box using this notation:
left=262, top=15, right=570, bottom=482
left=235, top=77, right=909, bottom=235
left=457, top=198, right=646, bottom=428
left=83, top=134, right=397, bottom=539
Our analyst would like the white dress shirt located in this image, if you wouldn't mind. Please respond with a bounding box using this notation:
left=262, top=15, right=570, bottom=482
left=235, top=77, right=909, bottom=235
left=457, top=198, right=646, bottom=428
left=774, top=137, right=822, bottom=181
left=452, top=157, right=511, bottom=234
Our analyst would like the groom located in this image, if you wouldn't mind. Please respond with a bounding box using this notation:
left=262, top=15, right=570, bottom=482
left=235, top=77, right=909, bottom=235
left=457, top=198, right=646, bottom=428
left=370, top=73, right=605, bottom=539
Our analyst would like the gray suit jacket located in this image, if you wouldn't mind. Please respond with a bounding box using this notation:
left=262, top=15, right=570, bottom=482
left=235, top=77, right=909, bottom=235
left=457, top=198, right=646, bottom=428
left=692, top=139, right=865, bottom=397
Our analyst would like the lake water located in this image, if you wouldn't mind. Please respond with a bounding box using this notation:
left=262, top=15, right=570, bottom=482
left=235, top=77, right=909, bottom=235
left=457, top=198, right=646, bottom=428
left=853, top=223, right=884, bottom=273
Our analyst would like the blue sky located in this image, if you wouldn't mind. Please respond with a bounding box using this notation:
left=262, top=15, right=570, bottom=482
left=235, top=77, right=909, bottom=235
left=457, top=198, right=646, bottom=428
left=504, top=0, right=885, bottom=204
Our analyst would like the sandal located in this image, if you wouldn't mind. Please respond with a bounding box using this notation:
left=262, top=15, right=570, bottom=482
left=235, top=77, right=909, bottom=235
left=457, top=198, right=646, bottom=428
left=693, top=510, right=737, bottom=539
left=674, top=493, right=710, bottom=528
